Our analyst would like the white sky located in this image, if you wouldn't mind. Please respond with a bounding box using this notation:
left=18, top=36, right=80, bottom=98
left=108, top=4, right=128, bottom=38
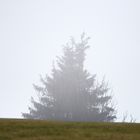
left=0, top=0, right=140, bottom=122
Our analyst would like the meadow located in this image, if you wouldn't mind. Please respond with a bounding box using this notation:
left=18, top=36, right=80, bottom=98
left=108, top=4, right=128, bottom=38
left=0, top=119, right=140, bottom=140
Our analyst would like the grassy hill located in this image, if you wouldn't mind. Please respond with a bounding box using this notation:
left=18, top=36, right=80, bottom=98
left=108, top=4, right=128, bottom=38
left=0, top=119, right=140, bottom=140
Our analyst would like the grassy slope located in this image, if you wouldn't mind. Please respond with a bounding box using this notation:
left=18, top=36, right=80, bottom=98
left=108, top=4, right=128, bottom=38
left=0, top=119, right=140, bottom=140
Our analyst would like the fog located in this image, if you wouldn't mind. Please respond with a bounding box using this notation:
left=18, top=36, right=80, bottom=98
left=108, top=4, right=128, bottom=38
left=0, top=0, right=140, bottom=122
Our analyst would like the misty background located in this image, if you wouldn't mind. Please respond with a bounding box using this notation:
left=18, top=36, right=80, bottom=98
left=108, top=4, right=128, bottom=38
left=0, top=0, right=139, bottom=121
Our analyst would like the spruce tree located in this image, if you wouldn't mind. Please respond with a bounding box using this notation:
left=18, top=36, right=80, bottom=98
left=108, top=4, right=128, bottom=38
left=22, top=33, right=116, bottom=122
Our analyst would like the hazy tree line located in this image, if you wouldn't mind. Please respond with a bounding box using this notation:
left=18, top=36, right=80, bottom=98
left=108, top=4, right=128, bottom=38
left=22, top=33, right=116, bottom=122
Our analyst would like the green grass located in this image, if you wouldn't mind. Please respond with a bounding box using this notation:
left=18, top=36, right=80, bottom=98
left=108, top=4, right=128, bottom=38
left=0, top=119, right=140, bottom=140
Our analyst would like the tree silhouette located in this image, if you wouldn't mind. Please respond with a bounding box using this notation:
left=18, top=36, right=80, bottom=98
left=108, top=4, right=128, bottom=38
left=22, top=33, right=116, bottom=122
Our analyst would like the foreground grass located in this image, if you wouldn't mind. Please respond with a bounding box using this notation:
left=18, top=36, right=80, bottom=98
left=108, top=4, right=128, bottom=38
left=0, top=119, right=140, bottom=140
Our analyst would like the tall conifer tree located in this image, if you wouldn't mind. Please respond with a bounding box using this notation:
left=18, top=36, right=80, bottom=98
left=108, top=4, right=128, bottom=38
left=23, top=33, right=116, bottom=122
